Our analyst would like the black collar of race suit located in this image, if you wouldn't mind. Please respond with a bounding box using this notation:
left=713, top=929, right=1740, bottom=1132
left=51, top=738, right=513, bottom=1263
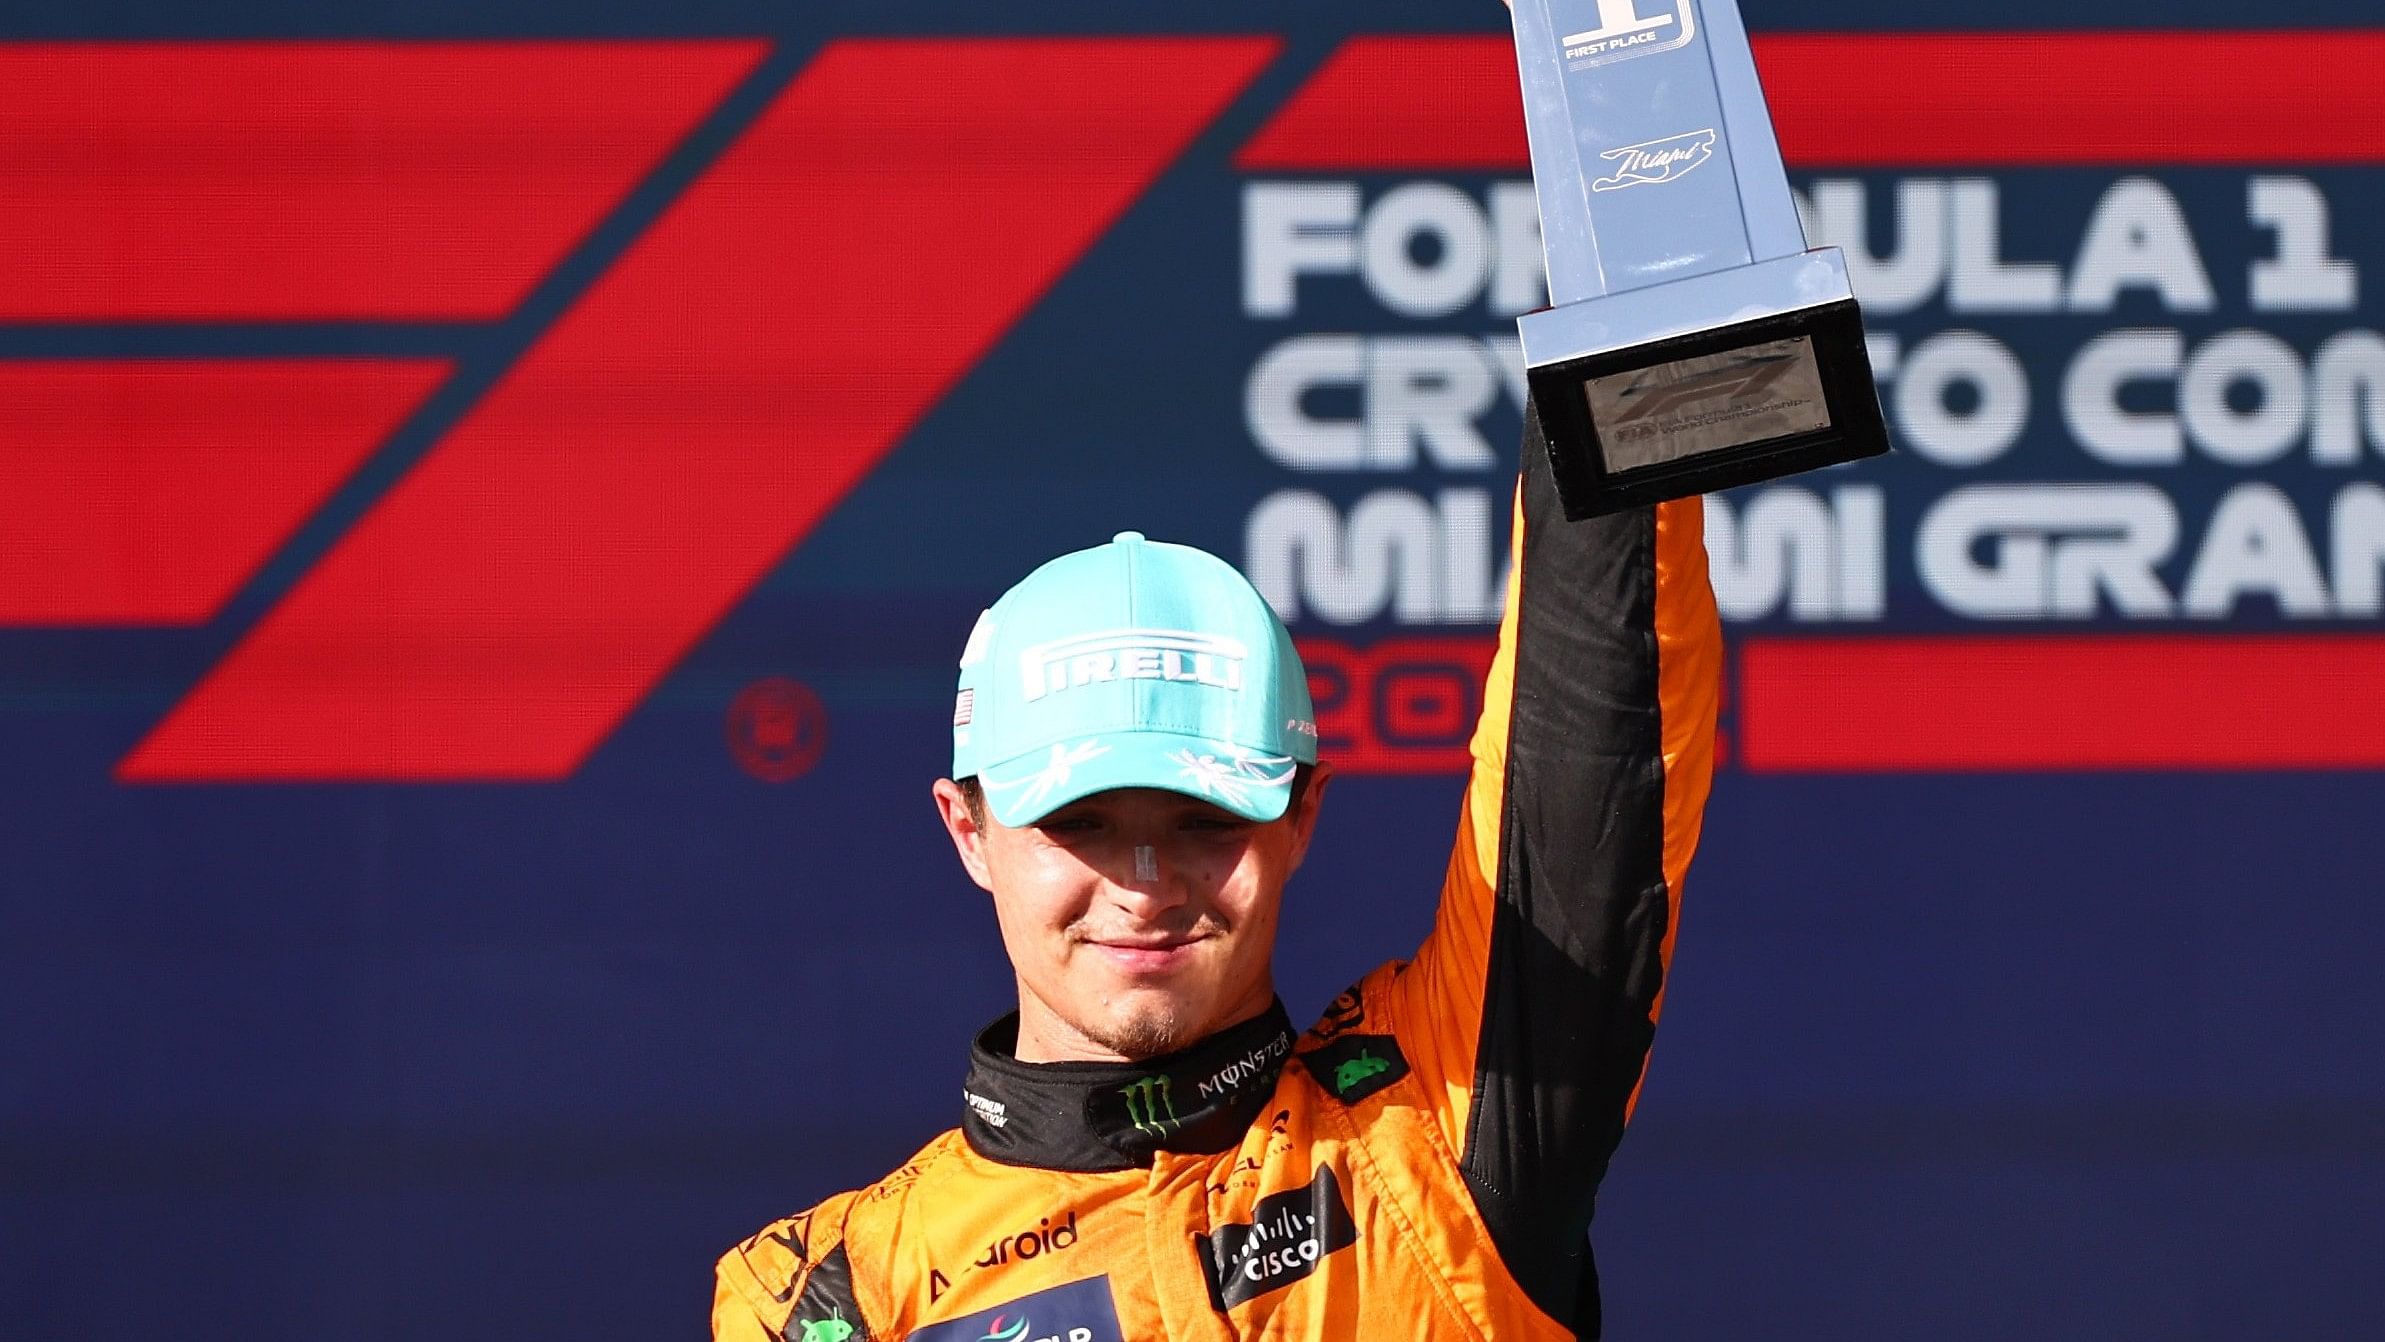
left=960, top=1000, right=1296, bottom=1172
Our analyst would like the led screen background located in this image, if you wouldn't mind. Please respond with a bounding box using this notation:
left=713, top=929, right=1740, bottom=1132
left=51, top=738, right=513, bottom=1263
left=1, top=2, right=2379, bottom=1339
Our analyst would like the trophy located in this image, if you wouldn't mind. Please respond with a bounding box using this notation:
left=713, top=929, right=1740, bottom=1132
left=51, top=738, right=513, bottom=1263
left=1508, top=0, right=1889, bottom=518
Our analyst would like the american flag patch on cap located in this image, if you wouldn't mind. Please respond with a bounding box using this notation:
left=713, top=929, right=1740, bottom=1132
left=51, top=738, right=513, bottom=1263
left=953, top=689, right=975, bottom=727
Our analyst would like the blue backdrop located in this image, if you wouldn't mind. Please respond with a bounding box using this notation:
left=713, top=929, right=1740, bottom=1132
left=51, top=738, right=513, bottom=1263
left=1, top=3, right=2379, bottom=1339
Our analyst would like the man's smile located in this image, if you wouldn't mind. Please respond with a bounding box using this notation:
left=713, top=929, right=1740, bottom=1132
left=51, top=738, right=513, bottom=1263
left=1081, top=931, right=1209, bottom=975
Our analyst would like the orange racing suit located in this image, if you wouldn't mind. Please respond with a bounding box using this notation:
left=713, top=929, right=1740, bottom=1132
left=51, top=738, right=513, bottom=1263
left=714, top=431, right=1722, bottom=1341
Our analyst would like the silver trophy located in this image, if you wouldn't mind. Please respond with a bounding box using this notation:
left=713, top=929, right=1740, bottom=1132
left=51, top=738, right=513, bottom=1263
left=1509, top=0, right=1889, bottom=518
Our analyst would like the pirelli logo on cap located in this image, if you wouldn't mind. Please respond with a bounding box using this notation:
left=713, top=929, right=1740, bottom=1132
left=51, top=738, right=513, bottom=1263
left=1018, top=629, right=1246, bottom=702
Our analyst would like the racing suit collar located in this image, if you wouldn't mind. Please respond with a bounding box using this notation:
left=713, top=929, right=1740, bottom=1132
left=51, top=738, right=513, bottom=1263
left=960, top=1000, right=1296, bottom=1172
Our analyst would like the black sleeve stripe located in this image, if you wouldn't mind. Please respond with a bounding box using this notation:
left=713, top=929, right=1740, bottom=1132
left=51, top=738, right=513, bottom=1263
left=1460, top=402, right=1673, bottom=1335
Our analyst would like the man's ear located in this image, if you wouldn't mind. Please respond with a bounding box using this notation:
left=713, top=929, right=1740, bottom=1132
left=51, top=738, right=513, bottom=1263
left=932, top=778, right=998, bottom=893
left=1283, top=760, right=1335, bottom=872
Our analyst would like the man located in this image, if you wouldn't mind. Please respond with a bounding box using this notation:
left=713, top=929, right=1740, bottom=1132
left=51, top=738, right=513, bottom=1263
left=712, top=401, right=1722, bottom=1339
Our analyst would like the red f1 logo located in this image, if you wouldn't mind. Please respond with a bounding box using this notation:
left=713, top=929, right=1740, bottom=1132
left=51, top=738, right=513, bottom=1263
left=0, top=39, right=1276, bottom=781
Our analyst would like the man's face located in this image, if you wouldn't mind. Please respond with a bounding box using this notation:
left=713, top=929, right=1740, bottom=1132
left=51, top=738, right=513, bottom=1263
left=933, top=768, right=1330, bottom=1063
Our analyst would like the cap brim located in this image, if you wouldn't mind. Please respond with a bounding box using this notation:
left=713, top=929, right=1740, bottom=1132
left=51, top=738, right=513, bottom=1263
left=977, top=730, right=1303, bottom=828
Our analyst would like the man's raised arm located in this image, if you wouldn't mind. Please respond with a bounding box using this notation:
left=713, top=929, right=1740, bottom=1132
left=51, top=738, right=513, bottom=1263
left=1384, top=401, right=1722, bottom=1325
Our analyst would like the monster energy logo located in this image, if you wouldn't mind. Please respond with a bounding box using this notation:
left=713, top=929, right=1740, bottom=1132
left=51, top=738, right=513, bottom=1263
left=1118, top=1075, right=1179, bottom=1137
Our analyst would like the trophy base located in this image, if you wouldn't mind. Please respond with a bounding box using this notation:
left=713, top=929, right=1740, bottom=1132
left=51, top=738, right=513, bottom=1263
left=1519, top=250, right=1891, bottom=521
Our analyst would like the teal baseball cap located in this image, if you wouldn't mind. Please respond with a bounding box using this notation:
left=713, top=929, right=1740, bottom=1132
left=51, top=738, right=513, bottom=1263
left=952, top=531, right=1318, bottom=827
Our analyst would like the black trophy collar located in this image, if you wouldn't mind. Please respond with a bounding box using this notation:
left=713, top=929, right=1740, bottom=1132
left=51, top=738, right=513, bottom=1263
left=960, top=1000, right=1296, bottom=1172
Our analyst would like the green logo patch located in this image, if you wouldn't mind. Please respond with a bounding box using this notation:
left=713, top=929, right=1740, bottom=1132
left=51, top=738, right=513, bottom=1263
left=1298, top=1034, right=1408, bottom=1106
left=1118, top=1075, right=1179, bottom=1137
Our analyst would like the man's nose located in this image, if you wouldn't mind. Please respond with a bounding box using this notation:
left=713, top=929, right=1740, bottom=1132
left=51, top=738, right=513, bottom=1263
left=1104, top=840, right=1189, bottom=910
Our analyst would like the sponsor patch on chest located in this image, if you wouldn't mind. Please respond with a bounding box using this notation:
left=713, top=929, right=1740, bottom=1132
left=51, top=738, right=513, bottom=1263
left=907, top=1274, right=1125, bottom=1342
left=1297, top=1033, right=1410, bottom=1106
left=1195, top=1166, right=1359, bottom=1311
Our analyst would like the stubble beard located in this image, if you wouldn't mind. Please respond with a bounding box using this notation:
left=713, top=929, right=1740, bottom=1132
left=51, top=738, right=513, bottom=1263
left=1065, top=915, right=1232, bottom=1061
left=1086, top=997, right=1193, bottom=1062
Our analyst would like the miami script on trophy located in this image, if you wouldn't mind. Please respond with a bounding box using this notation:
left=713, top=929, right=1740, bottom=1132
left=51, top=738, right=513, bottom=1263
left=1509, top=0, right=1891, bottom=518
